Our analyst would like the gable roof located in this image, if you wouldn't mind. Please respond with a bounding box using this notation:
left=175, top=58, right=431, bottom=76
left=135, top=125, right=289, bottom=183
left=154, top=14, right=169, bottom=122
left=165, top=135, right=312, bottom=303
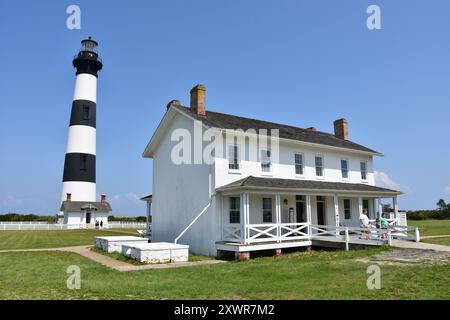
left=217, top=176, right=400, bottom=195
left=172, top=105, right=380, bottom=155
left=60, top=201, right=112, bottom=213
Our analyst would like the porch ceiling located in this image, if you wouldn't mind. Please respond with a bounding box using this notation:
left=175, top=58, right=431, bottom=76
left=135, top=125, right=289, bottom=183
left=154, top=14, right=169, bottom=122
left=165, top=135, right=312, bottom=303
left=216, top=176, right=401, bottom=196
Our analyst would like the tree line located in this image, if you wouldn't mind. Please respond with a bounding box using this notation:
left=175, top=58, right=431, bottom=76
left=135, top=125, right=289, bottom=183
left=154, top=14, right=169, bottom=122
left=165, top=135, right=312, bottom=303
left=406, top=199, right=450, bottom=220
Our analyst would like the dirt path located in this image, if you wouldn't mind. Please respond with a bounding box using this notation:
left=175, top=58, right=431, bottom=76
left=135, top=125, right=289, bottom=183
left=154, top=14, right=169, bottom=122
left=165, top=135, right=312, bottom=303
left=0, top=245, right=225, bottom=271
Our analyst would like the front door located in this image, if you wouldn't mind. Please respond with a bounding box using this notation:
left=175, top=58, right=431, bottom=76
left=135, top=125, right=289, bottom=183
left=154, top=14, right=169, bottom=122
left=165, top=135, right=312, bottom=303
left=86, top=211, right=92, bottom=224
left=296, top=201, right=306, bottom=222
left=317, top=196, right=325, bottom=225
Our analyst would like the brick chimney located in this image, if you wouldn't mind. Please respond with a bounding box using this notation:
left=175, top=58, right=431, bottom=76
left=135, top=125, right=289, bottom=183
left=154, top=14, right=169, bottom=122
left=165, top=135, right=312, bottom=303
left=101, top=194, right=107, bottom=203
left=334, top=118, right=349, bottom=140
left=66, top=193, right=72, bottom=202
left=190, top=84, right=206, bottom=116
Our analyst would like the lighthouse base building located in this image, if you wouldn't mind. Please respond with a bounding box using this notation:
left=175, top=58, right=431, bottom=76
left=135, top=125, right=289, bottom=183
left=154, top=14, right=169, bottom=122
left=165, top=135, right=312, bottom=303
left=60, top=193, right=111, bottom=229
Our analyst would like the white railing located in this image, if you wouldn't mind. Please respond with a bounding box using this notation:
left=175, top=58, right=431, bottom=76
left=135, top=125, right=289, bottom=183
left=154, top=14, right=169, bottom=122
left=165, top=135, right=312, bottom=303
left=222, top=225, right=243, bottom=242
left=311, top=224, right=394, bottom=250
left=223, top=222, right=310, bottom=244
left=246, top=223, right=279, bottom=243
left=0, top=221, right=56, bottom=224
left=221, top=220, right=420, bottom=248
left=108, top=221, right=147, bottom=229
left=0, top=221, right=148, bottom=231
left=0, top=223, right=88, bottom=230
left=279, top=222, right=309, bottom=241
left=390, top=225, right=420, bottom=242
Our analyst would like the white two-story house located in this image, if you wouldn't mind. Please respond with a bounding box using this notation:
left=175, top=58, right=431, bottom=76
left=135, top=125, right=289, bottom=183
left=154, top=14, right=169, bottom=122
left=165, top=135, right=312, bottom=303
left=143, top=85, right=401, bottom=258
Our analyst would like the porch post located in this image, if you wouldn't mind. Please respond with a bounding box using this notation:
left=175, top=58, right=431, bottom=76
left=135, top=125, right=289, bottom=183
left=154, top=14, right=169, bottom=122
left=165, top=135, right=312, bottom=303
left=372, top=198, right=377, bottom=220
left=334, top=194, right=340, bottom=235
left=358, top=197, right=363, bottom=218
left=243, top=192, right=249, bottom=244
left=378, top=197, right=383, bottom=219
left=393, top=195, right=399, bottom=225
left=275, top=193, right=281, bottom=242
left=306, top=194, right=312, bottom=236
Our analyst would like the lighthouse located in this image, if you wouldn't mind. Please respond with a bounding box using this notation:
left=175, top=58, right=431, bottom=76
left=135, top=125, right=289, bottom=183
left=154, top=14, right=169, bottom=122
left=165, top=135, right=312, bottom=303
left=59, top=37, right=111, bottom=227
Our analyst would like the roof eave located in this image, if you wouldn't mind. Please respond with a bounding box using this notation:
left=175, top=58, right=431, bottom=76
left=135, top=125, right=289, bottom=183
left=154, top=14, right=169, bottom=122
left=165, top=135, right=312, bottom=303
left=217, top=185, right=401, bottom=196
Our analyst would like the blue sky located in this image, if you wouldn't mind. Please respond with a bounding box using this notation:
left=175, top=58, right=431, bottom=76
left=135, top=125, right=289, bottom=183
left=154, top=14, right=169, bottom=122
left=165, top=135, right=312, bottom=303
left=1, top=0, right=449, bottom=215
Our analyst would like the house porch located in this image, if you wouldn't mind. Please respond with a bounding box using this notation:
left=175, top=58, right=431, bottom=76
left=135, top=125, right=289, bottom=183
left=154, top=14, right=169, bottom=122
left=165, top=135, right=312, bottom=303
left=216, top=186, right=406, bottom=259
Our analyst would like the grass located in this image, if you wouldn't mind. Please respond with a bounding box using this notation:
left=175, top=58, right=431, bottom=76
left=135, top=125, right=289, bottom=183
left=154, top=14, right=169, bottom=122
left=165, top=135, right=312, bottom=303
left=408, top=219, right=450, bottom=246
left=408, top=219, right=450, bottom=237
left=0, top=229, right=136, bottom=250
left=0, top=247, right=448, bottom=299
left=420, top=237, right=450, bottom=246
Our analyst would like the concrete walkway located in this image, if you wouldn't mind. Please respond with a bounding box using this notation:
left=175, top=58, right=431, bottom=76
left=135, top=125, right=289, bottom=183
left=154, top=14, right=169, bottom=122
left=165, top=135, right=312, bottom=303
left=392, top=239, right=450, bottom=252
left=0, top=245, right=226, bottom=271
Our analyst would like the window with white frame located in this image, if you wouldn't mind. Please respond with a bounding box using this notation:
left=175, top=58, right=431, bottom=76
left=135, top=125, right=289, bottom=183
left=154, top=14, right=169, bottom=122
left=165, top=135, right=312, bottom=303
left=295, top=153, right=304, bottom=175
left=262, top=198, right=273, bottom=222
left=315, top=155, right=323, bottom=177
left=228, top=144, right=239, bottom=170
left=229, top=197, right=240, bottom=224
left=344, top=199, right=351, bottom=219
left=360, top=161, right=367, bottom=180
left=260, top=149, right=272, bottom=173
left=341, top=159, right=348, bottom=179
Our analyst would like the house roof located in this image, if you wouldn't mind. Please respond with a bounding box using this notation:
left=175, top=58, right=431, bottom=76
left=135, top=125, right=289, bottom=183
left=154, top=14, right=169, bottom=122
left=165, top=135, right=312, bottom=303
left=217, top=176, right=401, bottom=195
left=174, top=105, right=381, bottom=155
left=60, top=201, right=112, bottom=212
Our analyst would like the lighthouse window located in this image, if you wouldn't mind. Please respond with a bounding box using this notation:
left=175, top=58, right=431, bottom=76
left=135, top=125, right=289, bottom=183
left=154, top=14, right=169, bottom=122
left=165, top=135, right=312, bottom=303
left=82, top=106, right=90, bottom=120
left=80, top=155, right=87, bottom=171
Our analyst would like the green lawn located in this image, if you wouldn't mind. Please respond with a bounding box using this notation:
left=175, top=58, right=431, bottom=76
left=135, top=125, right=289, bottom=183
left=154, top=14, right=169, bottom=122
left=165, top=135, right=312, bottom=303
left=0, top=230, right=135, bottom=250
left=421, top=237, right=450, bottom=246
left=0, top=248, right=448, bottom=299
left=408, top=220, right=450, bottom=246
left=408, top=219, right=450, bottom=237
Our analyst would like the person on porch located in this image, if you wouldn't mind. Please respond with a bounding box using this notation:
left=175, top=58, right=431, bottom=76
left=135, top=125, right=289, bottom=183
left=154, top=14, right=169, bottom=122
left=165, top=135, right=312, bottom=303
left=360, top=209, right=371, bottom=228
left=360, top=209, right=372, bottom=239
left=376, top=214, right=389, bottom=239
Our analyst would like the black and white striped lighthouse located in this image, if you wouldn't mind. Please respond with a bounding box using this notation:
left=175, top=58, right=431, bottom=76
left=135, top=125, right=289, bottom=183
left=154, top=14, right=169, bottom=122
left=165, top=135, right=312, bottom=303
left=61, top=37, right=103, bottom=205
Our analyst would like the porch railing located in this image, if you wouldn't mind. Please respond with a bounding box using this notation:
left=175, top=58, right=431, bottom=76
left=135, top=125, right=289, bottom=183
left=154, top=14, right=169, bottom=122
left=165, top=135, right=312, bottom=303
left=222, top=225, right=243, bottom=242
left=310, top=224, right=391, bottom=250
left=221, top=222, right=420, bottom=247
left=223, top=222, right=309, bottom=244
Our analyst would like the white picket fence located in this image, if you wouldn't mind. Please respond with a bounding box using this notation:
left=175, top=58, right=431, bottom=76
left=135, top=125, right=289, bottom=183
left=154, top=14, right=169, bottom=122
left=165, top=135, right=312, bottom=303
left=0, top=223, right=85, bottom=230
left=0, top=221, right=148, bottom=231
left=108, top=222, right=147, bottom=229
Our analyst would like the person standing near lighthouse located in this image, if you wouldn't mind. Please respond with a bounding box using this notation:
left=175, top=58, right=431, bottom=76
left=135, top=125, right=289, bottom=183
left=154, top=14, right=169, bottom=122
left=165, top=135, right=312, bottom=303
left=59, top=37, right=111, bottom=227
